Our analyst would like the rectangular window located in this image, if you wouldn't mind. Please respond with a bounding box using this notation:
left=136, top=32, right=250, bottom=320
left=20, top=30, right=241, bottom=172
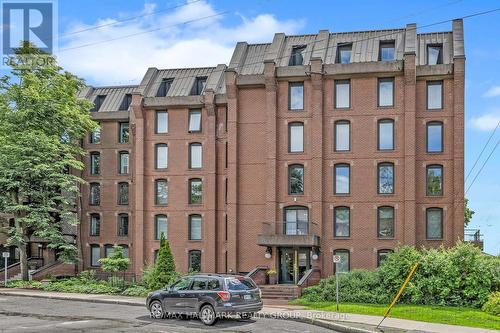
left=119, top=152, right=129, bottom=174
left=189, top=179, right=203, bottom=204
left=155, top=180, right=168, bottom=205
left=90, top=245, right=100, bottom=266
left=334, top=164, right=350, bottom=195
left=378, top=120, right=394, bottom=150
left=378, top=206, right=394, bottom=238
left=118, top=182, right=129, bottom=205
left=427, top=44, right=443, bottom=65
left=119, top=94, right=132, bottom=111
left=288, top=123, right=304, bottom=153
left=427, top=165, right=443, bottom=196
left=426, top=208, right=443, bottom=239
left=156, top=111, right=168, bottom=134
left=118, top=214, right=129, bottom=236
left=378, top=163, right=394, bottom=194
left=334, top=121, right=350, bottom=151
left=427, top=81, right=443, bottom=109
left=189, top=143, right=202, bottom=168
left=89, top=183, right=100, bottom=206
left=334, top=207, right=350, bottom=237
left=119, top=122, right=129, bottom=143
left=189, top=215, right=202, bottom=240
left=91, top=95, right=106, bottom=112
left=289, top=82, right=304, bottom=110
left=289, top=45, right=306, bottom=66
left=377, top=250, right=392, bottom=267
left=188, top=110, right=202, bottom=132
left=155, top=215, right=168, bottom=240
left=90, top=127, right=101, bottom=144
left=157, top=78, right=173, bottom=97
left=337, top=44, right=352, bottom=64
left=90, top=215, right=100, bottom=236
left=90, top=153, right=100, bottom=175
left=379, top=41, right=395, bottom=61
left=191, top=77, right=207, bottom=95
left=335, top=80, right=350, bottom=108
left=334, top=250, right=349, bottom=273
left=156, top=144, right=168, bottom=169
left=427, top=122, right=443, bottom=153
left=188, top=250, right=202, bottom=272
left=378, top=78, right=394, bottom=107
left=288, top=164, right=304, bottom=195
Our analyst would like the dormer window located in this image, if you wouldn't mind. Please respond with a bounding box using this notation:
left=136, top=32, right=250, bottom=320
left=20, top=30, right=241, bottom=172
left=379, top=41, right=395, bottom=61
left=156, top=78, right=173, bottom=97
left=91, top=95, right=106, bottom=112
left=119, top=94, right=132, bottom=111
left=337, top=44, right=352, bottom=64
left=427, top=44, right=442, bottom=65
left=289, top=45, right=306, bottom=66
left=191, top=77, right=207, bottom=95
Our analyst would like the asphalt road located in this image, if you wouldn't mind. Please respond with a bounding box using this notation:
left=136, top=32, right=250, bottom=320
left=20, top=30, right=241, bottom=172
left=0, top=295, right=338, bottom=333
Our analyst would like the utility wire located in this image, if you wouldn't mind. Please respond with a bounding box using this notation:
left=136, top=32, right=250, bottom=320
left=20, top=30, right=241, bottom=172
left=465, top=120, right=500, bottom=183
left=466, top=138, right=500, bottom=194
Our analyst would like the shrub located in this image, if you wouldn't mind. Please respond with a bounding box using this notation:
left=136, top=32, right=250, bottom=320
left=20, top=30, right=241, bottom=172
left=143, top=234, right=178, bottom=290
left=301, top=242, right=500, bottom=308
left=7, top=280, right=43, bottom=289
left=122, top=285, right=150, bottom=297
left=482, top=292, right=500, bottom=316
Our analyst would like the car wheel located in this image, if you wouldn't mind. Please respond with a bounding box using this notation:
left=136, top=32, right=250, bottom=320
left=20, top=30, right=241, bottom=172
left=149, top=300, right=165, bottom=319
left=239, top=312, right=253, bottom=320
left=199, top=304, right=217, bottom=326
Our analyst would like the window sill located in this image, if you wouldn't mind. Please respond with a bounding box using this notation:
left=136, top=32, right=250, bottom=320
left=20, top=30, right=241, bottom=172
left=287, top=151, right=305, bottom=154
left=425, top=194, right=443, bottom=198
left=377, top=105, right=395, bottom=109
left=426, top=151, right=444, bottom=154
left=377, top=193, right=395, bottom=196
left=188, top=203, right=203, bottom=207
left=426, top=108, right=443, bottom=111
left=334, top=107, right=351, bottom=110
left=333, top=150, right=351, bottom=153
left=333, top=237, right=351, bottom=240
left=377, top=149, right=395, bottom=152
left=333, top=194, right=350, bottom=197
left=288, top=109, right=305, bottom=112
left=188, top=239, right=203, bottom=242
left=155, top=204, right=168, bottom=207
left=188, top=131, right=202, bottom=134
left=377, top=237, right=395, bottom=240
left=425, top=238, right=443, bottom=241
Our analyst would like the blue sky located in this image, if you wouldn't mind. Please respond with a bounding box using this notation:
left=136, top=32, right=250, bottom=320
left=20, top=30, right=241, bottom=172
left=7, top=0, right=500, bottom=254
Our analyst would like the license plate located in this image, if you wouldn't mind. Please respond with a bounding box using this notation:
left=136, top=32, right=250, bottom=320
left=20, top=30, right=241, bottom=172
left=243, top=294, right=252, bottom=300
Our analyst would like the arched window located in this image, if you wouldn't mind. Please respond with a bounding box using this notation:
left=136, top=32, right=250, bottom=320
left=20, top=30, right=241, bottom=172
left=284, top=206, right=308, bottom=235
left=90, top=244, right=100, bottom=267
left=377, top=249, right=393, bottom=267
left=378, top=162, right=394, bottom=194
left=117, top=214, right=129, bottom=236
left=377, top=206, right=394, bottom=238
left=155, top=215, right=168, bottom=240
left=334, top=249, right=350, bottom=273
left=90, top=152, right=100, bottom=175
left=155, top=179, right=168, bottom=205
left=189, top=178, right=203, bottom=204
left=90, top=214, right=100, bottom=236
left=378, top=119, right=394, bottom=150
left=188, top=214, right=202, bottom=240
left=334, top=206, right=350, bottom=237
left=426, top=207, right=443, bottom=239
left=119, top=151, right=129, bottom=174
left=426, top=121, right=443, bottom=153
left=89, top=183, right=100, bottom=206
left=118, top=182, right=129, bottom=205
left=426, top=164, right=443, bottom=196
left=334, top=163, right=350, bottom=195
left=104, top=244, right=113, bottom=258
left=119, top=244, right=129, bottom=258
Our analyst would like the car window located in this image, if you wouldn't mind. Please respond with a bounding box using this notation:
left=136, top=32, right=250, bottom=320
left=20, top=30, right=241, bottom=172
left=171, top=278, right=191, bottom=291
left=226, top=277, right=256, bottom=290
left=191, top=278, right=207, bottom=291
left=207, top=279, right=221, bottom=291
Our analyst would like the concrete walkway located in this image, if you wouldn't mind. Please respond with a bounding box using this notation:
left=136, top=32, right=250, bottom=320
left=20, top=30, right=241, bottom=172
left=0, top=288, right=496, bottom=333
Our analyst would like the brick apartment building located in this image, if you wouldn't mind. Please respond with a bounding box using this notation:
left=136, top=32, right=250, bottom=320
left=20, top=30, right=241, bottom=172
left=1, top=20, right=465, bottom=285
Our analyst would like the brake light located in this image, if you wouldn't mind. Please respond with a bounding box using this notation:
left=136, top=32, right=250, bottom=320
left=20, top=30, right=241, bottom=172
left=217, top=291, right=231, bottom=301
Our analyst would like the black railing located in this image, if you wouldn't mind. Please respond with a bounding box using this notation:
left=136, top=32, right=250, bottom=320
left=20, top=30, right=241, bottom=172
left=261, top=221, right=317, bottom=236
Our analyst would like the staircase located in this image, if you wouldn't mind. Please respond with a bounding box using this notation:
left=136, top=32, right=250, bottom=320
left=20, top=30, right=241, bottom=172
left=259, top=284, right=301, bottom=300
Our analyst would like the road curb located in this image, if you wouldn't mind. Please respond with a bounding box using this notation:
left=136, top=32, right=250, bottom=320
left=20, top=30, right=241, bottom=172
left=0, top=290, right=377, bottom=333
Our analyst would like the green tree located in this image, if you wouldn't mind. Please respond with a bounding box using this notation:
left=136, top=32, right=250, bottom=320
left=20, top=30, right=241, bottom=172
left=464, top=198, right=475, bottom=227
left=0, top=42, right=96, bottom=280
left=144, top=233, right=177, bottom=290
left=98, top=245, right=130, bottom=275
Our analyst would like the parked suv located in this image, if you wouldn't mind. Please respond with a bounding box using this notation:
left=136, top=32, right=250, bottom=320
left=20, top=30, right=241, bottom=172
left=146, top=273, right=263, bottom=325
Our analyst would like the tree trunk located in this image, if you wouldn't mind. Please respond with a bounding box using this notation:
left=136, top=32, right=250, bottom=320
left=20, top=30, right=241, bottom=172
left=19, top=243, right=29, bottom=281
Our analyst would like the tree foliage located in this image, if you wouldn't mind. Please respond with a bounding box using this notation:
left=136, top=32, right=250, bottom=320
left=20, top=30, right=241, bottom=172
left=464, top=198, right=475, bottom=227
left=98, top=246, right=130, bottom=274
left=0, top=42, right=96, bottom=280
left=143, top=233, right=178, bottom=290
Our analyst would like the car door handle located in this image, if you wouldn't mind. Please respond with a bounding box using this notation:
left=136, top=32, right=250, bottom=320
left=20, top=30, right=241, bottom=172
left=179, top=293, right=186, bottom=297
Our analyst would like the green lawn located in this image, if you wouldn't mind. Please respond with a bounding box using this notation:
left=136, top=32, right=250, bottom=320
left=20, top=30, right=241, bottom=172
left=290, top=300, right=500, bottom=331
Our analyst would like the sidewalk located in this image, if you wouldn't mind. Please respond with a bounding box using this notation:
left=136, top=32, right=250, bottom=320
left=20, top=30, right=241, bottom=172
left=0, top=288, right=496, bottom=333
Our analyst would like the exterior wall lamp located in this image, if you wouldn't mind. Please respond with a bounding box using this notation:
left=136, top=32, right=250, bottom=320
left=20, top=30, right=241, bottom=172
left=264, top=247, right=272, bottom=259
left=311, top=247, right=320, bottom=261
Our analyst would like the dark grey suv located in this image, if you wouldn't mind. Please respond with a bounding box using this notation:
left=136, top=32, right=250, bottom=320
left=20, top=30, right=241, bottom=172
left=146, top=274, right=263, bottom=325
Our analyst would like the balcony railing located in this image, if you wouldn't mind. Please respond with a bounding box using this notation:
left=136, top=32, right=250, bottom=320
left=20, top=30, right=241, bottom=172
left=261, top=221, right=317, bottom=236
left=464, top=228, right=484, bottom=250
left=257, top=221, right=320, bottom=247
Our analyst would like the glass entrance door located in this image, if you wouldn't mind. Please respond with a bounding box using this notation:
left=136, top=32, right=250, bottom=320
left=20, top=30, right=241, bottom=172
left=279, top=247, right=311, bottom=284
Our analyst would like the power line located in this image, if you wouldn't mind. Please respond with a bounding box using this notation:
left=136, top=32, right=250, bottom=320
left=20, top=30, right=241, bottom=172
left=465, top=120, right=500, bottom=183
left=61, top=0, right=204, bottom=37
left=466, top=138, right=500, bottom=194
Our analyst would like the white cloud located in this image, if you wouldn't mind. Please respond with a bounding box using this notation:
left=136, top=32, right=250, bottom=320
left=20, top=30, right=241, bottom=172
left=56, top=1, right=305, bottom=85
left=483, top=86, right=500, bottom=98
left=470, top=112, right=500, bottom=131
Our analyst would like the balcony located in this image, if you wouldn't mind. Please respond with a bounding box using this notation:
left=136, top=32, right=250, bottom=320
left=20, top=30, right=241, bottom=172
left=256, top=222, right=320, bottom=247
left=464, top=228, right=484, bottom=251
